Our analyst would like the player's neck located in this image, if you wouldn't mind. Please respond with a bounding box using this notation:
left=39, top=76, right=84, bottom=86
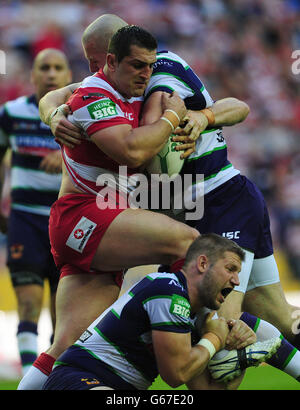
left=102, top=65, right=117, bottom=91
left=102, top=66, right=131, bottom=99
left=182, top=270, right=204, bottom=314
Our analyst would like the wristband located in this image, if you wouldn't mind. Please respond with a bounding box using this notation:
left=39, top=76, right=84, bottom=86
left=200, top=108, right=215, bottom=126
left=197, top=332, right=222, bottom=358
left=197, top=338, right=216, bottom=359
left=160, top=116, right=175, bottom=132
left=162, top=109, right=180, bottom=129
left=165, top=109, right=181, bottom=123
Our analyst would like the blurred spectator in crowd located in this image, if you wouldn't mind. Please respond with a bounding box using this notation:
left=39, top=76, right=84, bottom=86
left=31, top=23, right=66, bottom=57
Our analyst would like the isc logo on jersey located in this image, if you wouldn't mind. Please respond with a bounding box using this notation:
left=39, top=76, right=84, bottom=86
left=88, top=99, right=117, bottom=120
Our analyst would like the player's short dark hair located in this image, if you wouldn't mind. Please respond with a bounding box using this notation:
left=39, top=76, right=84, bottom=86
left=183, top=233, right=245, bottom=268
left=108, top=25, right=157, bottom=62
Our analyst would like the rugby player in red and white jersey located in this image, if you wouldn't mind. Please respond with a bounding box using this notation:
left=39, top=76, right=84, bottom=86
left=18, top=24, right=200, bottom=390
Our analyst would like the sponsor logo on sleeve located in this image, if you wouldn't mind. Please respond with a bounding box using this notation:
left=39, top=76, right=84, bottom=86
left=169, top=294, right=190, bottom=319
left=87, top=99, right=117, bottom=120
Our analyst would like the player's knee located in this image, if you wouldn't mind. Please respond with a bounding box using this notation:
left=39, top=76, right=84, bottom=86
left=49, top=333, right=74, bottom=358
left=17, top=298, right=41, bottom=322
left=14, top=285, right=43, bottom=322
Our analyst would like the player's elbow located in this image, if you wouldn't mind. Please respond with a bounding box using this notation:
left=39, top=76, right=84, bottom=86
left=123, top=148, right=153, bottom=169
left=160, top=368, right=191, bottom=389
left=233, top=99, right=250, bottom=122
left=161, top=374, right=185, bottom=389
left=122, top=150, right=145, bottom=168
left=239, top=101, right=250, bottom=119
left=220, top=97, right=250, bottom=124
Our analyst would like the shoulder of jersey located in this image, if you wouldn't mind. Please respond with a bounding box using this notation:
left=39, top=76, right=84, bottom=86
left=156, top=50, right=185, bottom=62
left=5, top=95, right=29, bottom=111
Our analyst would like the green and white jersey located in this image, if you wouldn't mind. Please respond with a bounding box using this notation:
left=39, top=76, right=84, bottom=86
left=53, top=271, right=196, bottom=390
left=0, top=95, right=61, bottom=215
left=145, top=50, right=240, bottom=197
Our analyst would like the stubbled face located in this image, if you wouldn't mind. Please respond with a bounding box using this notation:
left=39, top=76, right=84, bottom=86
left=108, top=45, right=156, bottom=98
left=31, top=52, right=71, bottom=100
left=198, top=251, right=241, bottom=310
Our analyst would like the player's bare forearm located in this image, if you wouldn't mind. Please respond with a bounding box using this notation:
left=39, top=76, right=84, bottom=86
left=39, top=83, right=79, bottom=125
left=177, top=98, right=249, bottom=139
left=152, top=315, right=229, bottom=388
left=39, top=83, right=83, bottom=148
left=91, top=92, right=186, bottom=168
left=141, top=92, right=196, bottom=160
left=173, top=97, right=250, bottom=158
left=152, top=331, right=211, bottom=387
left=92, top=116, right=180, bottom=169
left=211, top=97, right=250, bottom=127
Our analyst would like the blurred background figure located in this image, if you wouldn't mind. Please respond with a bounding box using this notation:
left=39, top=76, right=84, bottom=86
left=0, top=47, right=71, bottom=376
left=0, top=0, right=299, bottom=379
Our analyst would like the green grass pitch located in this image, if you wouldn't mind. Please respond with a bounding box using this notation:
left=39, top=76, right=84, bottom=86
left=1, top=364, right=299, bottom=390
left=150, top=365, right=300, bottom=390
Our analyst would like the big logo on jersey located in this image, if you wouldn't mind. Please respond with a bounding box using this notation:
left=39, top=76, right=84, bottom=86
left=87, top=99, right=117, bottom=120
left=169, top=294, right=190, bottom=319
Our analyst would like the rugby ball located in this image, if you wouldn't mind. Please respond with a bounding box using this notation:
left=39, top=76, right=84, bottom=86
left=146, top=134, right=185, bottom=177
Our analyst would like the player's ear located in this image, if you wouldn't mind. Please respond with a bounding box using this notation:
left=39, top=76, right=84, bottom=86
left=106, top=53, right=117, bottom=71
left=196, top=254, right=208, bottom=273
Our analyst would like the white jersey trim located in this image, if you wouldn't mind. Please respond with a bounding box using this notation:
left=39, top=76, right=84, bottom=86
left=80, top=74, right=144, bottom=104
left=11, top=167, right=61, bottom=192
left=63, top=150, right=139, bottom=196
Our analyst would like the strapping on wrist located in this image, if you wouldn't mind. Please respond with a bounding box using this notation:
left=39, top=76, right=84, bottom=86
left=160, top=109, right=180, bottom=131
left=197, top=332, right=222, bottom=358
left=160, top=116, right=175, bottom=132
left=49, top=104, right=66, bottom=124
left=200, top=108, right=215, bottom=127
left=164, top=109, right=181, bottom=124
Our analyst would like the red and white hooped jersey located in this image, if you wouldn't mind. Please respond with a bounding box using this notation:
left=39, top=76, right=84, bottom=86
left=64, top=70, right=144, bottom=195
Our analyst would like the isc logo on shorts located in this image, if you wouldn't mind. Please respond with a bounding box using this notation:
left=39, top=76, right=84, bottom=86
left=66, top=216, right=97, bottom=253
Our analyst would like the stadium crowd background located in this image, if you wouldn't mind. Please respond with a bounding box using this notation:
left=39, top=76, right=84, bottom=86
left=0, top=0, right=300, bottom=283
